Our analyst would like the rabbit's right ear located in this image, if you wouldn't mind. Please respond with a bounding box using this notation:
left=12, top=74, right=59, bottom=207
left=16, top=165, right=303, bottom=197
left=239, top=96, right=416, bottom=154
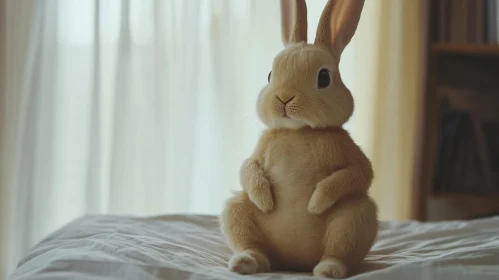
left=314, top=0, right=365, bottom=58
left=280, top=0, right=308, bottom=46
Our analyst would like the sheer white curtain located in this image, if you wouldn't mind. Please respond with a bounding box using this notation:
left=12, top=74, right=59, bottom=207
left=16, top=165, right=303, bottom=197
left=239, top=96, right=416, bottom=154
left=3, top=0, right=367, bottom=276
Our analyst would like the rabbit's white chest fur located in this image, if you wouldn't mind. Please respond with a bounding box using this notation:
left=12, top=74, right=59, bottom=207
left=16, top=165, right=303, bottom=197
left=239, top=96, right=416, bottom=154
left=255, top=128, right=345, bottom=268
left=263, top=128, right=342, bottom=206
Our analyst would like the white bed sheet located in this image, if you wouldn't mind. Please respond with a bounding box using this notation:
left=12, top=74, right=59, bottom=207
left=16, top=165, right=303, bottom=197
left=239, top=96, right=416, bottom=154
left=9, top=214, right=499, bottom=280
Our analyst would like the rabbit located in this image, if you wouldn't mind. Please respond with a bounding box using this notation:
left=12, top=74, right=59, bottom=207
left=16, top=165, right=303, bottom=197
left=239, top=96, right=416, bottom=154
left=219, top=0, right=378, bottom=278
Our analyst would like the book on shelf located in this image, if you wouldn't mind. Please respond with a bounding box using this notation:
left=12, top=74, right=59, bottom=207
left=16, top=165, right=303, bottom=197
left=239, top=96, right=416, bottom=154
left=432, top=87, right=499, bottom=194
left=436, top=0, right=499, bottom=44
left=433, top=98, right=467, bottom=193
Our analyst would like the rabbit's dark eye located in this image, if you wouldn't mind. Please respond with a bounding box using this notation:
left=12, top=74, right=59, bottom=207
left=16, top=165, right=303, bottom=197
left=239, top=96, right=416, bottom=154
left=317, top=69, right=331, bottom=89
left=268, top=71, right=272, bottom=83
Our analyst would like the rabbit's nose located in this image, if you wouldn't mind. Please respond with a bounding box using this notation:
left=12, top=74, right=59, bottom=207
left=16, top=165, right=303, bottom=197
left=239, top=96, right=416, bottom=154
left=276, top=94, right=295, bottom=104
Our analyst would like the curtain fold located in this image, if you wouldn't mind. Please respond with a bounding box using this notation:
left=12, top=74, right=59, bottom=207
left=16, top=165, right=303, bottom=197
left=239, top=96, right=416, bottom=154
left=0, top=0, right=423, bottom=278
left=0, top=1, right=8, bottom=277
left=366, top=1, right=423, bottom=220
left=1, top=1, right=42, bottom=276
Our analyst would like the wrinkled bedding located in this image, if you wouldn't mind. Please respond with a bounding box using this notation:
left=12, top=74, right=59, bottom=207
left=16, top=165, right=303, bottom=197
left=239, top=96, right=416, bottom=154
left=10, top=214, right=499, bottom=280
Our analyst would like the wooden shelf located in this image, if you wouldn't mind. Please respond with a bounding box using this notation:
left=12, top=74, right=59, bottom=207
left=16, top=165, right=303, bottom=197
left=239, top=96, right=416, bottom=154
left=432, top=43, right=499, bottom=56
left=414, top=0, right=499, bottom=221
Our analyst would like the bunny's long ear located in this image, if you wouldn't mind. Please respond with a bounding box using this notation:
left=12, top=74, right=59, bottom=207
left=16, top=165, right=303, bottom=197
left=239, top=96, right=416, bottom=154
left=314, top=0, right=364, bottom=57
left=280, top=0, right=308, bottom=46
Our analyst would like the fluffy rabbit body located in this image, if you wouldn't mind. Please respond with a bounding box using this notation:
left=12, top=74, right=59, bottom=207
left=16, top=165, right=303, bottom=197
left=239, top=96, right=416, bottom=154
left=220, top=0, right=378, bottom=278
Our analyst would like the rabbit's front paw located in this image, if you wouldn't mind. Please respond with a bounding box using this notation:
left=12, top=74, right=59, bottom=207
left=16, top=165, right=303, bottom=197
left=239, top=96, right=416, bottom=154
left=308, top=188, right=335, bottom=215
left=248, top=181, right=274, bottom=213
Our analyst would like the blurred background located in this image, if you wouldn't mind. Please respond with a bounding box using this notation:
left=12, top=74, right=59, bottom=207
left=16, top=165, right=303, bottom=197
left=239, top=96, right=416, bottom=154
left=3, top=0, right=498, bottom=278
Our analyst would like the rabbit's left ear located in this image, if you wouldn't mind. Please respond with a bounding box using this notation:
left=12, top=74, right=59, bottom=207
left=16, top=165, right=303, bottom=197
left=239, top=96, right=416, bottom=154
left=314, top=0, right=364, bottom=58
left=280, top=0, right=308, bottom=46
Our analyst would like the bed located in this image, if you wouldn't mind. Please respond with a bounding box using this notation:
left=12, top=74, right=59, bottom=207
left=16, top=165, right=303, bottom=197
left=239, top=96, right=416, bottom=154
left=9, top=214, right=499, bottom=280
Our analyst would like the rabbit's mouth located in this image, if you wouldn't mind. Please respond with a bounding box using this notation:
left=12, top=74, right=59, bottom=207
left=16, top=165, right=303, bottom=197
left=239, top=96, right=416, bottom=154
left=283, top=103, right=297, bottom=119
left=283, top=104, right=290, bottom=117
left=277, top=95, right=296, bottom=118
left=262, top=93, right=309, bottom=129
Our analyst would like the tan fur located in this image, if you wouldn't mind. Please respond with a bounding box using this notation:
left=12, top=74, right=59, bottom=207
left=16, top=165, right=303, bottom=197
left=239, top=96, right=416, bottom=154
left=315, top=0, right=365, bottom=57
left=281, top=0, right=308, bottom=45
left=220, top=0, right=377, bottom=278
